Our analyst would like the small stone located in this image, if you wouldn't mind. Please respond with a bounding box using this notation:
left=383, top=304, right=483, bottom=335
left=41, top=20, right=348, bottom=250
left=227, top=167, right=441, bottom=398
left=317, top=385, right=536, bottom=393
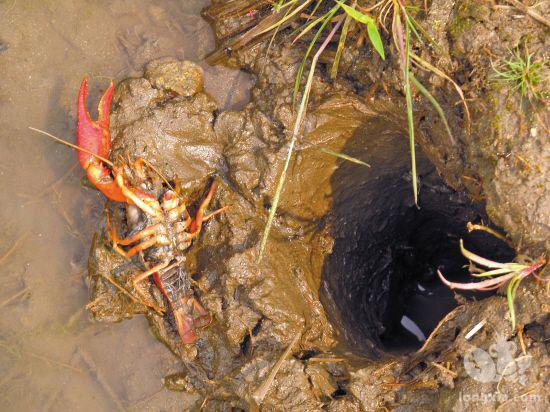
left=145, top=58, right=203, bottom=97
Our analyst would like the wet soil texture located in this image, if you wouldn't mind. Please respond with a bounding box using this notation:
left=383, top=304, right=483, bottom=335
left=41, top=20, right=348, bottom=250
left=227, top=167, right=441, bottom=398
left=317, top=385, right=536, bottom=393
left=0, top=1, right=251, bottom=410
left=87, top=1, right=549, bottom=405
left=3, top=0, right=548, bottom=411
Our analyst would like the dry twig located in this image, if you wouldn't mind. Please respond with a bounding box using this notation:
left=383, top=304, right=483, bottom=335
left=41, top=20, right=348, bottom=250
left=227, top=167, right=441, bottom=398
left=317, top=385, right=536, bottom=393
left=0, top=287, right=30, bottom=309
left=467, top=221, right=509, bottom=243
left=0, top=231, right=29, bottom=265
left=417, top=305, right=466, bottom=353
left=78, top=347, right=126, bottom=412
left=307, top=357, right=345, bottom=363
left=430, top=361, right=458, bottom=378
left=518, top=325, right=527, bottom=355
left=502, top=0, right=550, bottom=27
left=251, top=332, right=301, bottom=405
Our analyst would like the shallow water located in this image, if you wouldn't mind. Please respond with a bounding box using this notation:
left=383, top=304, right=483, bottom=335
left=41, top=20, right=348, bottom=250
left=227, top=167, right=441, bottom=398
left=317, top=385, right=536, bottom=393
left=0, top=1, right=251, bottom=409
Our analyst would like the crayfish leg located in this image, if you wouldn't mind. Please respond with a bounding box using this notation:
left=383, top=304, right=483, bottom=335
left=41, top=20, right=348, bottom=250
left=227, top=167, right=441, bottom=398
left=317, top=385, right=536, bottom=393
left=189, top=180, right=222, bottom=234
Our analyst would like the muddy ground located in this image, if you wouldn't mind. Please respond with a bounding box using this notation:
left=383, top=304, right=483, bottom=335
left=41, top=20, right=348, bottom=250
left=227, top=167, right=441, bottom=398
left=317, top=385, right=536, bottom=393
left=0, top=0, right=256, bottom=410
left=86, top=1, right=548, bottom=411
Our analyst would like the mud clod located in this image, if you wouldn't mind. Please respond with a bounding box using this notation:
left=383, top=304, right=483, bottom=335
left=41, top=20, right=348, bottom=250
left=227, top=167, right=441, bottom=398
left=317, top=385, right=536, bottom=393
left=145, top=58, right=204, bottom=97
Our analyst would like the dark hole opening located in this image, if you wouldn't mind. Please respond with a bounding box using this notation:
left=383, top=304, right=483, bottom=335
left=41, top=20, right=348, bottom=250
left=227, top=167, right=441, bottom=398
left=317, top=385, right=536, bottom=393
left=320, top=113, right=515, bottom=358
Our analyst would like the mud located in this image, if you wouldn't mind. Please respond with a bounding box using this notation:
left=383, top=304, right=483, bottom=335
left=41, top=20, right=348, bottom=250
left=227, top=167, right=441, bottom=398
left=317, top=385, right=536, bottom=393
left=82, top=0, right=548, bottom=410
left=420, top=0, right=550, bottom=256
left=0, top=1, right=254, bottom=410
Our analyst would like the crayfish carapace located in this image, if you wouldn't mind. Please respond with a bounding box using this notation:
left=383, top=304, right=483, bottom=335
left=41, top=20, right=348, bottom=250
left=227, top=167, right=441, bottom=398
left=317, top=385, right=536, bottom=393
left=77, top=77, right=226, bottom=344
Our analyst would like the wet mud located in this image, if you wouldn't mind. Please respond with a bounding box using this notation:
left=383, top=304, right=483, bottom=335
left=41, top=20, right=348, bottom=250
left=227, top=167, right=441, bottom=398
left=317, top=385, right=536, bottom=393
left=3, top=0, right=546, bottom=410
left=200, top=0, right=548, bottom=408
left=0, top=1, right=250, bottom=410
left=86, top=4, right=548, bottom=404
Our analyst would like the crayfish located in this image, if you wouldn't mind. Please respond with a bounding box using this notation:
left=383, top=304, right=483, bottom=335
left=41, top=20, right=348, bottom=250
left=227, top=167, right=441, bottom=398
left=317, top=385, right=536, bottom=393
left=77, top=77, right=225, bottom=344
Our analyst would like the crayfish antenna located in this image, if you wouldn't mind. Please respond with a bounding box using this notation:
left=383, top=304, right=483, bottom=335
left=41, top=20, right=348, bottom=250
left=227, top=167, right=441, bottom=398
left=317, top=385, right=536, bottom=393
left=28, top=127, right=113, bottom=166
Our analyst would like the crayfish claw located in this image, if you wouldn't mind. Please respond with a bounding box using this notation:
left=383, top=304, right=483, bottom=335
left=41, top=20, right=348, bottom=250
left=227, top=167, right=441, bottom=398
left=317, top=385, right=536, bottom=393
left=77, top=76, right=114, bottom=169
left=76, top=77, right=128, bottom=203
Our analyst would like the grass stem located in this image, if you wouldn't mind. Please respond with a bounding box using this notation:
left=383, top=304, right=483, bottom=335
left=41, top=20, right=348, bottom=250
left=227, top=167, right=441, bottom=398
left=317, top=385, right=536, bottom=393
left=258, top=15, right=344, bottom=261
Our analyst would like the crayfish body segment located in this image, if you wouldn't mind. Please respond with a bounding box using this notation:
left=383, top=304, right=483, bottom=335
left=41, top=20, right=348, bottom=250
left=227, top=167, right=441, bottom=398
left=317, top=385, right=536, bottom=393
left=77, top=76, right=223, bottom=344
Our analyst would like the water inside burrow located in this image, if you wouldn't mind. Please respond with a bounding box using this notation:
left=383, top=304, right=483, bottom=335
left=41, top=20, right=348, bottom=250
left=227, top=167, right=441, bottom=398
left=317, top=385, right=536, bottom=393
left=0, top=1, right=252, bottom=409
left=319, top=110, right=515, bottom=358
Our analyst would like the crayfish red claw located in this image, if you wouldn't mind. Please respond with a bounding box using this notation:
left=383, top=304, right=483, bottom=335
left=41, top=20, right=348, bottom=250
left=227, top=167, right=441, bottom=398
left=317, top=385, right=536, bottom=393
left=77, top=76, right=128, bottom=203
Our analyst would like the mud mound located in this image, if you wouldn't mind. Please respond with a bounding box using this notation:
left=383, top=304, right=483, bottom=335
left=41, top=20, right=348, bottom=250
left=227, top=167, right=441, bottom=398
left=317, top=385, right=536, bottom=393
left=85, top=0, right=549, bottom=409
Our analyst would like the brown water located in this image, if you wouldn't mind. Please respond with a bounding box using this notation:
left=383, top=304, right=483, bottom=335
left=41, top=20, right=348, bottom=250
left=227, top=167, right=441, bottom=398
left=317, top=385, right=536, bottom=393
left=0, top=1, right=251, bottom=409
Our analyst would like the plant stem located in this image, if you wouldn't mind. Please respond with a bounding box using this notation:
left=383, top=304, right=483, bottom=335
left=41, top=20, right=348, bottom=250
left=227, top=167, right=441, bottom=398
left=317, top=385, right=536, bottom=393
left=258, top=16, right=344, bottom=261
left=402, top=15, right=417, bottom=205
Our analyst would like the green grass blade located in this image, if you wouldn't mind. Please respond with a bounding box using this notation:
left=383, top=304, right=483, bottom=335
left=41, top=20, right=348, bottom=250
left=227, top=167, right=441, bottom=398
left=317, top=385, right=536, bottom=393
left=321, top=148, right=371, bottom=167
left=471, top=267, right=514, bottom=278
left=460, top=239, right=508, bottom=269
left=404, top=13, right=422, bottom=44
left=337, top=1, right=374, bottom=25
left=293, top=4, right=340, bottom=104
left=403, top=18, right=417, bottom=205
left=289, top=0, right=325, bottom=39
left=309, top=0, right=324, bottom=19
left=507, top=276, right=522, bottom=330
left=274, top=0, right=300, bottom=13
left=406, top=13, right=443, bottom=55
left=268, top=3, right=295, bottom=53
left=259, top=16, right=345, bottom=261
left=331, top=11, right=352, bottom=79
left=292, top=8, right=332, bottom=44
left=259, top=0, right=312, bottom=37
left=366, top=21, right=385, bottom=60
left=337, top=1, right=385, bottom=60
left=506, top=277, right=515, bottom=330
left=411, top=74, right=455, bottom=145
left=257, top=136, right=297, bottom=262
left=409, top=52, right=471, bottom=128
left=260, top=60, right=317, bottom=261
